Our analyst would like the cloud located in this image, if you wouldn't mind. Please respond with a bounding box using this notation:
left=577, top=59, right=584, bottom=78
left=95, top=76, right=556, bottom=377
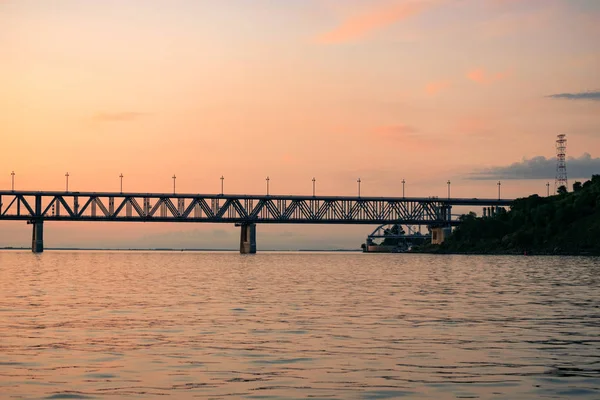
left=425, top=80, right=451, bottom=95
left=547, top=91, right=600, bottom=101
left=280, top=153, right=298, bottom=165
left=93, top=112, right=149, bottom=122
left=316, top=0, right=438, bottom=44
left=469, top=153, right=600, bottom=180
left=467, top=68, right=512, bottom=84
left=374, top=124, right=419, bottom=138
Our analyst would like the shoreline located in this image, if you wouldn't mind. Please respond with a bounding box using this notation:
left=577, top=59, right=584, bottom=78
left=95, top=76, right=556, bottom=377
left=413, top=248, right=600, bottom=257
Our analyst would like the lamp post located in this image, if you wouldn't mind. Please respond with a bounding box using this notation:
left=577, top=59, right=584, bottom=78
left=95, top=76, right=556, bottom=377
left=402, top=179, right=406, bottom=198
left=220, top=175, right=224, bottom=195
left=497, top=181, right=501, bottom=200
left=546, top=182, right=550, bottom=197
left=447, top=180, right=451, bottom=199
left=172, top=174, right=176, bottom=195
left=312, top=177, right=316, bottom=197
left=357, top=178, right=361, bottom=197
left=65, top=172, right=69, bottom=192
left=11, top=171, right=15, bottom=191
left=119, top=173, right=124, bottom=194
left=266, top=176, right=270, bottom=196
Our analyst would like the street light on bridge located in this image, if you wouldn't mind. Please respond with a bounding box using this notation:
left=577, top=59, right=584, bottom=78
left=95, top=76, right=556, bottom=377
left=266, top=176, right=270, bottom=196
left=172, top=174, right=176, bottom=195
left=11, top=171, right=15, bottom=191
left=220, top=175, right=224, bottom=196
left=65, top=172, right=69, bottom=192
left=119, top=173, right=124, bottom=194
left=447, top=180, right=451, bottom=199
left=312, top=177, right=316, bottom=197
left=497, top=181, right=501, bottom=200
left=402, top=179, right=406, bottom=198
left=357, top=178, right=361, bottom=197
left=546, top=182, right=550, bottom=197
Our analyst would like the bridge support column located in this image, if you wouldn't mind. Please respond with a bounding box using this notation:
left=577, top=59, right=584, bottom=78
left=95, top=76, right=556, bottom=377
left=239, top=223, right=256, bottom=254
left=30, top=195, right=44, bottom=253
left=31, top=220, right=44, bottom=253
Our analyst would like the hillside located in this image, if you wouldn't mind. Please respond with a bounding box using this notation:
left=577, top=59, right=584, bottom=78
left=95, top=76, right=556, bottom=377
left=431, top=175, right=600, bottom=255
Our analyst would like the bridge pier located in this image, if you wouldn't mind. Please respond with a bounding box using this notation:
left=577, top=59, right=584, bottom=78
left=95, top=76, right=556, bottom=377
left=31, top=220, right=44, bottom=253
left=30, top=195, right=44, bottom=253
left=430, top=226, right=452, bottom=245
left=239, top=223, right=256, bottom=254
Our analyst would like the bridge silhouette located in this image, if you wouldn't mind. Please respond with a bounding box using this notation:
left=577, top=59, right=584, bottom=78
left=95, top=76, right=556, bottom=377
left=0, top=190, right=513, bottom=253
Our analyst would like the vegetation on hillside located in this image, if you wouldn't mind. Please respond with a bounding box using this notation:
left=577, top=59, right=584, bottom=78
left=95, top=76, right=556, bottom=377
left=431, top=175, right=600, bottom=255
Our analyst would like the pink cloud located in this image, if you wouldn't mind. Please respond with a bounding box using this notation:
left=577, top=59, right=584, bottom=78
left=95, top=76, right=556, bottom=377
left=374, top=124, right=419, bottom=138
left=92, top=111, right=150, bottom=122
left=316, top=1, right=438, bottom=44
left=280, top=153, right=298, bottom=165
left=467, top=68, right=512, bottom=84
left=425, top=80, right=451, bottom=95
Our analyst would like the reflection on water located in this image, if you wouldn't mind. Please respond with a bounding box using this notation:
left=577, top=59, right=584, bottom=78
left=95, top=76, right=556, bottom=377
left=0, top=251, right=599, bottom=399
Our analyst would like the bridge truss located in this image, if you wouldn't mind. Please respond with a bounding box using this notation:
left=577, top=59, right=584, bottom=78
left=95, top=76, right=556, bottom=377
left=0, top=191, right=463, bottom=224
left=0, top=191, right=513, bottom=252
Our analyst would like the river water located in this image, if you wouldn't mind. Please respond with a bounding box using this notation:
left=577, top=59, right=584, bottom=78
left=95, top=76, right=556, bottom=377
left=0, top=251, right=598, bottom=399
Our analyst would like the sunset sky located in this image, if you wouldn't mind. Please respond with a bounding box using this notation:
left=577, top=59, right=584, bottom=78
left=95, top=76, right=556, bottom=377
left=1, top=0, right=599, bottom=249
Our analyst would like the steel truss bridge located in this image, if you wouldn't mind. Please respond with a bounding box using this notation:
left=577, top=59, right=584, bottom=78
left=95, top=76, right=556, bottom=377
left=0, top=190, right=513, bottom=253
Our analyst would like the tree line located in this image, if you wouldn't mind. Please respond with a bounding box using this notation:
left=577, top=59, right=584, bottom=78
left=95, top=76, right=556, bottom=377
left=429, top=175, right=600, bottom=255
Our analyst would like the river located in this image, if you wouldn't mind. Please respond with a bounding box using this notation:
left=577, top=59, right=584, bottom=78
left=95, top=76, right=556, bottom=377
left=0, top=251, right=598, bottom=399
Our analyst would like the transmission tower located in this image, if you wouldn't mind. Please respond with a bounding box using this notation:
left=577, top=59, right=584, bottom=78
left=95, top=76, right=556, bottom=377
left=555, top=134, right=568, bottom=193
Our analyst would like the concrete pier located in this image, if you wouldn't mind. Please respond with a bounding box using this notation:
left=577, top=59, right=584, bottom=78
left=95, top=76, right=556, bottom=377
left=31, top=195, right=44, bottom=253
left=431, top=226, right=452, bottom=245
left=31, top=220, right=44, bottom=253
left=239, top=223, right=256, bottom=254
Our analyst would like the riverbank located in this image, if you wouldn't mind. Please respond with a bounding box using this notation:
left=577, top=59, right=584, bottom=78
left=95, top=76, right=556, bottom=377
left=413, top=245, right=600, bottom=256
left=420, top=175, right=600, bottom=256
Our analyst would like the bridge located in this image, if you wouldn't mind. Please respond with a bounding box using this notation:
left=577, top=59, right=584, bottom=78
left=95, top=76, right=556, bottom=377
left=0, top=190, right=513, bottom=253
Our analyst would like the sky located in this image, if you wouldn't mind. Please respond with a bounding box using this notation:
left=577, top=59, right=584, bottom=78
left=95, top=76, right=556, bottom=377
left=1, top=0, right=599, bottom=249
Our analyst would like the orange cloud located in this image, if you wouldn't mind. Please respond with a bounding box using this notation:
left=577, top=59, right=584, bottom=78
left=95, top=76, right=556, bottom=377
left=92, top=112, right=150, bottom=122
left=467, top=68, right=512, bottom=84
left=280, top=153, right=298, bottom=165
left=317, top=1, right=437, bottom=44
left=425, top=80, right=451, bottom=95
left=374, top=124, right=419, bottom=138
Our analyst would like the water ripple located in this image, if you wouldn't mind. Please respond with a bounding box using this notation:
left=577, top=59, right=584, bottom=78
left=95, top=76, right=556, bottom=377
left=0, top=252, right=599, bottom=399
